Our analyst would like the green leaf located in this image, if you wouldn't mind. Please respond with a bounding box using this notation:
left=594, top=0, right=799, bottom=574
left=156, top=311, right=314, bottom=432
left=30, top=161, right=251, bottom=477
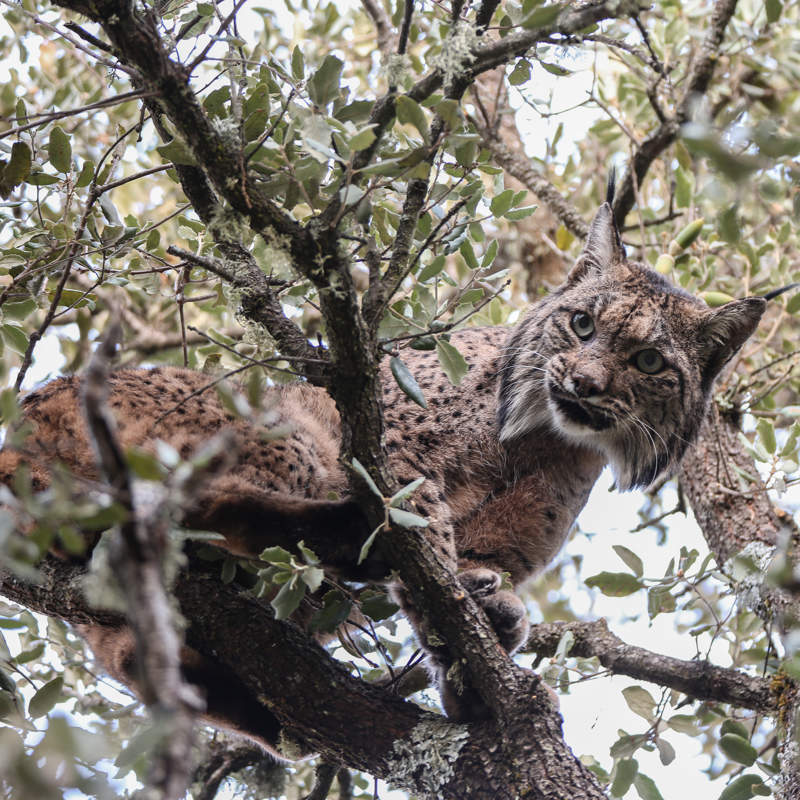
left=459, top=239, right=478, bottom=269
left=613, top=544, right=644, bottom=577
left=26, top=172, right=60, bottom=186
left=297, top=540, right=319, bottom=566
left=358, top=523, right=383, bottom=564
left=621, top=686, right=656, bottom=722
left=48, top=126, right=71, bottom=173
left=125, top=447, right=167, bottom=480
left=504, top=204, right=538, bottom=220
left=271, top=578, right=306, bottom=620
left=610, top=733, right=647, bottom=758
left=389, top=476, right=426, bottom=507
left=787, top=292, right=800, bottom=314
left=351, top=457, right=383, bottom=498
left=308, top=55, right=343, bottom=106
left=765, top=0, right=782, bottom=23
left=656, top=737, right=676, bottom=766
left=540, top=61, right=571, bottom=76
left=349, top=126, right=376, bottom=151
left=490, top=189, right=515, bottom=217
left=521, top=3, right=562, bottom=28
left=360, top=589, right=399, bottom=621
left=611, top=758, right=638, bottom=798
left=647, top=586, right=676, bottom=618
left=584, top=571, right=644, bottom=596
left=1, top=325, right=29, bottom=355
left=15, top=642, right=45, bottom=664
left=718, top=204, right=740, bottom=243
left=418, top=254, right=446, bottom=282
left=309, top=590, right=352, bottom=633
left=718, top=774, right=769, bottom=800
left=719, top=733, right=758, bottom=766
left=395, top=95, right=430, bottom=144
left=390, top=356, right=427, bottom=409
left=28, top=676, right=63, bottom=718
left=721, top=720, right=751, bottom=739
left=667, top=714, right=700, bottom=735
left=509, top=59, right=531, bottom=86
left=156, top=138, right=197, bottom=166
left=481, top=239, right=499, bottom=269
left=675, top=166, right=692, bottom=208
left=435, top=98, right=461, bottom=129
left=3, top=299, right=36, bottom=321
left=301, top=566, right=325, bottom=592
left=260, top=545, right=293, bottom=564
left=220, top=558, right=237, bottom=584
left=388, top=507, right=429, bottom=528
left=0, top=141, right=31, bottom=197
left=634, top=773, right=665, bottom=800
left=756, top=418, right=776, bottom=455
left=291, top=45, right=304, bottom=80
left=436, top=339, right=469, bottom=386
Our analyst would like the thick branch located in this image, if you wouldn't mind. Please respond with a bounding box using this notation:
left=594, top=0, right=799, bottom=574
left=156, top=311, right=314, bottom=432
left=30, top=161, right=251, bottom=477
left=361, top=0, right=396, bottom=54
left=0, top=556, right=603, bottom=798
left=525, top=619, right=781, bottom=713
left=476, top=134, right=589, bottom=239
left=679, top=406, right=787, bottom=566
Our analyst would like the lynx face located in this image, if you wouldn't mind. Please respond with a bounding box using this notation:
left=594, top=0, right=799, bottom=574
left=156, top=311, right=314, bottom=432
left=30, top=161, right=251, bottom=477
left=498, top=203, right=766, bottom=490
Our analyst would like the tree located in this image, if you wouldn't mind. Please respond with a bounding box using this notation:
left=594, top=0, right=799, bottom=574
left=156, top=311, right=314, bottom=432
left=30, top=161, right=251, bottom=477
left=0, top=0, right=798, bottom=797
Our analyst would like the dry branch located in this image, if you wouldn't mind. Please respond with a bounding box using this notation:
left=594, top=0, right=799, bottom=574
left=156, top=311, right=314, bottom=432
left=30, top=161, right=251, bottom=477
left=81, top=325, right=201, bottom=800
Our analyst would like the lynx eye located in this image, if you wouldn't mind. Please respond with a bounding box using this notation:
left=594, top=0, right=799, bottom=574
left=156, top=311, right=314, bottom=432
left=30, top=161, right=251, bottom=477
left=570, top=311, right=595, bottom=340
left=635, top=349, right=664, bottom=374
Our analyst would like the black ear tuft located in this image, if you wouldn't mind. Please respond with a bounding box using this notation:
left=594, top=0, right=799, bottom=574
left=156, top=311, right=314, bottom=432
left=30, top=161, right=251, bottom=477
left=762, top=282, right=800, bottom=301
left=606, top=167, right=616, bottom=206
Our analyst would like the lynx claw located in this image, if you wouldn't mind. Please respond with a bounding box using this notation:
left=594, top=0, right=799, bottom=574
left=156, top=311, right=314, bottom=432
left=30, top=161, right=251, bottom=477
left=458, top=567, right=502, bottom=598
left=458, top=568, right=529, bottom=654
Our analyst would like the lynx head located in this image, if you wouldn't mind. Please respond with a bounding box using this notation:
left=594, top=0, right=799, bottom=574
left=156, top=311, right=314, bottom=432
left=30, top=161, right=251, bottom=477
left=498, top=197, right=765, bottom=490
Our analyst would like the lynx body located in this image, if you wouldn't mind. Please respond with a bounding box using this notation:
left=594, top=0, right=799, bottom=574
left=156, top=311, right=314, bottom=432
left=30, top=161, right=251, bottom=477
left=0, top=198, right=765, bottom=748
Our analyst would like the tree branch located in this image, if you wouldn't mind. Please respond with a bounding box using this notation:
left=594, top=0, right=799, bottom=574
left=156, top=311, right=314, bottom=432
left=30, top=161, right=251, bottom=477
left=81, top=325, right=201, bottom=800
left=613, top=0, right=739, bottom=222
left=525, top=619, right=782, bottom=713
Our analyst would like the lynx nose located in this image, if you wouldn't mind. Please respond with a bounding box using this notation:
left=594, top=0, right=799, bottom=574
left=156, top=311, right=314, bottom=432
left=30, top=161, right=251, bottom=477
left=569, top=364, right=609, bottom=398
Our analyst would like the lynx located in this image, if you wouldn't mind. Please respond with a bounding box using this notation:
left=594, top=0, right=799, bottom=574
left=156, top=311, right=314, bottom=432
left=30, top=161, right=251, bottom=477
left=0, top=192, right=765, bottom=753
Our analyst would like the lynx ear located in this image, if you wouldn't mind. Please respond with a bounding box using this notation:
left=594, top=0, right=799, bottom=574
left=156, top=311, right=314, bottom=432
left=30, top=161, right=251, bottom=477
left=698, top=297, right=766, bottom=388
left=567, top=202, right=625, bottom=284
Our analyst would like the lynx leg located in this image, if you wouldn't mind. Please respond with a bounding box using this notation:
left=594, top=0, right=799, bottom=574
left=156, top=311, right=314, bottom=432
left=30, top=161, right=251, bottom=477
left=79, top=623, right=311, bottom=760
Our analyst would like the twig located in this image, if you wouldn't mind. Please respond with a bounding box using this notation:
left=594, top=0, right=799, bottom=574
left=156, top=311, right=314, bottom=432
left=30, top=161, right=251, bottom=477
left=15, top=188, right=99, bottom=391
left=0, top=90, right=152, bottom=140
left=397, top=0, right=414, bottom=57
left=187, top=0, right=252, bottom=74
left=0, top=0, right=137, bottom=75
left=166, top=245, right=287, bottom=287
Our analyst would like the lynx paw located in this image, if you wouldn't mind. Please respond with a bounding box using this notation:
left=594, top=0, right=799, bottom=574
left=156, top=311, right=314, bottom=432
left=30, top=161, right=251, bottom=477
left=458, top=568, right=529, bottom=654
